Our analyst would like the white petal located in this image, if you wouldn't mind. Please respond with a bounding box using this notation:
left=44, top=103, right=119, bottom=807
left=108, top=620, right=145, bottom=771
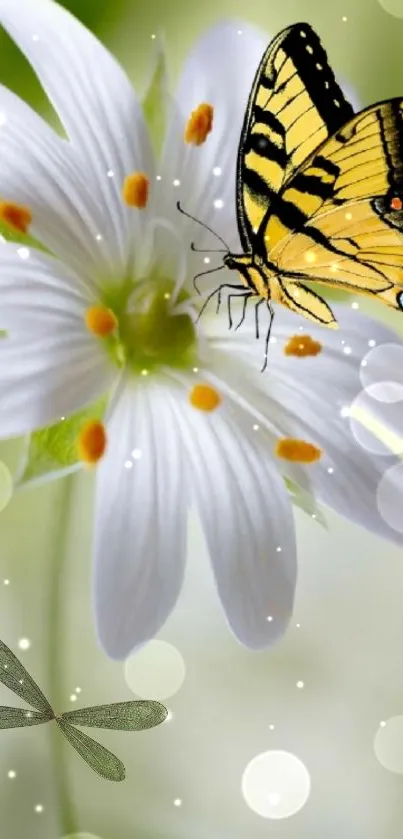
left=0, top=245, right=113, bottom=436
left=160, top=21, right=266, bottom=246
left=94, top=379, right=188, bottom=659
left=0, top=0, right=155, bottom=274
left=0, top=84, right=123, bottom=281
left=169, top=385, right=296, bottom=649
left=209, top=305, right=403, bottom=544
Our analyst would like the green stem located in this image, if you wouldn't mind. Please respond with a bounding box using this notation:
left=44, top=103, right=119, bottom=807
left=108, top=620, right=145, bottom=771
left=48, top=475, right=79, bottom=835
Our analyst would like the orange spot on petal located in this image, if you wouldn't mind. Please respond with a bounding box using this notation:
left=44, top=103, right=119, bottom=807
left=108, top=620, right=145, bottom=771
left=391, top=196, right=403, bottom=211
left=0, top=201, right=32, bottom=234
left=184, top=103, right=214, bottom=146
left=122, top=172, right=149, bottom=208
left=284, top=334, right=322, bottom=357
left=77, top=420, right=107, bottom=465
left=275, top=438, right=322, bottom=464
left=85, top=305, right=117, bottom=337
left=189, top=383, right=221, bottom=412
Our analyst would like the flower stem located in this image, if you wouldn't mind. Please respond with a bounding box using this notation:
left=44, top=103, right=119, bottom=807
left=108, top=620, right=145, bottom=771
left=48, top=475, right=79, bottom=835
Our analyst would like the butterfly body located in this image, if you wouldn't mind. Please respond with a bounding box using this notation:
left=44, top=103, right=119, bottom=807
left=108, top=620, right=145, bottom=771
left=219, top=21, right=403, bottom=344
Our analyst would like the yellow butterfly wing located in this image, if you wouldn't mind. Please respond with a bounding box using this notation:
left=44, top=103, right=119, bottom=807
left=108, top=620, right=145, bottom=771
left=236, top=21, right=354, bottom=252
left=264, top=100, right=403, bottom=319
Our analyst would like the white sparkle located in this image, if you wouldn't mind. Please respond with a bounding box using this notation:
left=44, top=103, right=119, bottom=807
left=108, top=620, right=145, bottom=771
left=327, top=467, right=334, bottom=474
left=352, top=302, right=359, bottom=309
left=17, top=247, right=30, bottom=260
left=164, top=292, right=171, bottom=299
left=132, top=449, right=142, bottom=460
left=151, top=33, right=156, bottom=39
left=141, top=369, right=149, bottom=376
left=107, top=169, right=114, bottom=178
left=124, top=460, right=133, bottom=469
left=361, top=359, right=367, bottom=367
left=311, top=514, right=317, bottom=520
left=193, top=367, right=199, bottom=373
left=173, top=798, right=182, bottom=807
left=34, top=805, right=44, bottom=814
left=342, top=15, right=347, bottom=22
left=19, top=679, right=23, bottom=684
left=203, top=257, right=211, bottom=264
left=368, top=339, right=376, bottom=347
left=214, top=199, right=224, bottom=209
left=70, top=693, right=77, bottom=703
left=253, top=424, right=259, bottom=431
left=213, top=166, right=222, bottom=176
left=340, top=405, right=351, bottom=418
left=95, top=233, right=103, bottom=242
left=75, top=687, right=82, bottom=694
left=266, top=615, right=273, bottom=622
left=304, top=250, right=316, bottom=264
left=32, top=34, right=39, bottom=41
left=269, top=724, right=275, bottom=730
left=296, top=623, right=301, bottom=628
left=296, top=681, right=305, bottom=689
left=18, top=638, right=31, bottom=651
left=3, top=579, right=9, bottom=586
left=156, top=174, right=162, bottom=181
left=380, top=720, right=386, bottom=727
left=270, top=336, right=277, bottom=344
left=61, top=416, right=65, bottom=421
left=276, top=546, right=282, bottom=552
left=343, top=346, right=352, bottom=355
left=345, top=212, right=353, bottom=220
left=7, top=770, right=16, bottom=779
left=25, top=712, right=33, bottom=719
left=173, top=179, right=181, bottom=187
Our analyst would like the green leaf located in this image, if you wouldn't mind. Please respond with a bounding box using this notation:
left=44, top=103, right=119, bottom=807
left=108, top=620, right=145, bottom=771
left=15, top=396, right=108, bottom=488
left=285, top=477, right=327, bottom=529
left=0, top=706, right=53, bottom=729
left=62, top=700, right=168, bottom=731
left=56, top=718, right=125, bottom=782
left=0, top=220, right=47, bottom=252
left=0, top=640, right=53, bottom=714
left=142, top=35, right=169, bottom=157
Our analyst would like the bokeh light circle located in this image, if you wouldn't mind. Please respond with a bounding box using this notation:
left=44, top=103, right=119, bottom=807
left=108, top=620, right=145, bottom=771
left=124, top=640, right=185, bottom=700
left=378, top=0, right=403, bottom=18
left=241, top=750, right=311, bottom=819
left=0, top=462, right=12, bottom=513
left=349, top=385, right=403, bottom=456
left=360, top=343, right=403, bottom=390
left=374, top=716, right=403, bottom=772
left=377, top=463, right=403, bottom=534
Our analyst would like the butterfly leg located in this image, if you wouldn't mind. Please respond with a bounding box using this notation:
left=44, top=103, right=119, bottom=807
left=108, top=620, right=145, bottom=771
left=196, top=284, right=247, bottom=323
left=261, top=301, right=275, bottom=373
left=254, top=298, right=265, bottom=339
left=233, top=292, right=253, bottom=330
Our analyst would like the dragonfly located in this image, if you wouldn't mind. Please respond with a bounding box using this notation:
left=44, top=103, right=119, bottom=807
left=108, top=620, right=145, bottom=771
left=0, top=639, right=167, bottom=782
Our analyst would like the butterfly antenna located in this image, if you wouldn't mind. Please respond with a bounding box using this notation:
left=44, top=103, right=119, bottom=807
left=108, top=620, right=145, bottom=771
left=176, top=201, right=229, bottom=252
left=193, top=264, right=225, bottom=294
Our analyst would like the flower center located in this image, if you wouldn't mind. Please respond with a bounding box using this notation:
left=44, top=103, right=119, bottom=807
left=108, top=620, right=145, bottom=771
left=275, top=438, right=322, bottom=464
left=90, top=278, right=198, bottom=375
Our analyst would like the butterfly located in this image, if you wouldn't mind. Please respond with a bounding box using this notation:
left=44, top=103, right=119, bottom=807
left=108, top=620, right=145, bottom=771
left=180, top=22, right=403, bottom=369
left=0, top=639, right=167, bottom=782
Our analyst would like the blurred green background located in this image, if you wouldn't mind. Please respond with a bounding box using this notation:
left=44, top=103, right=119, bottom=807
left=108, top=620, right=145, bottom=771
left=1, top=1, right=403, bottom=838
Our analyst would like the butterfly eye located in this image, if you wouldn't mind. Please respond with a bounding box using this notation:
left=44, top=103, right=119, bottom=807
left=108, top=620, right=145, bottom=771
left=390, top=196, right=403, bottom=211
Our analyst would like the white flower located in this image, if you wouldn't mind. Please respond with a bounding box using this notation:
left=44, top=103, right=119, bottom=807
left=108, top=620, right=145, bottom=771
left=0, top=0, right=401, bottom=659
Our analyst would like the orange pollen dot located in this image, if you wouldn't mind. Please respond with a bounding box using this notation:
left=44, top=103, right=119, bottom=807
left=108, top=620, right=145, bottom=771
left=0, top=201, right=32, bottom=234
left=391, top=196, right=403, bottom=211
left=122, top=172, right=149, bottom=208
left=77, top=420, right=107, bottom=465
left=184, top=103, right=214, bottom=146
left=189, top=383, right=221, bottom=412
left=85, top=305, right=117, bottom=337
left=284, top=334, right=322, bottom=357
left=275, top=438, right=322, bottom=464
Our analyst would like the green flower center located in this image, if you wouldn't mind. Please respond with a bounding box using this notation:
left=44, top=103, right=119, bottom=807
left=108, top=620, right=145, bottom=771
left=100, top=277, right=198, bottom=374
